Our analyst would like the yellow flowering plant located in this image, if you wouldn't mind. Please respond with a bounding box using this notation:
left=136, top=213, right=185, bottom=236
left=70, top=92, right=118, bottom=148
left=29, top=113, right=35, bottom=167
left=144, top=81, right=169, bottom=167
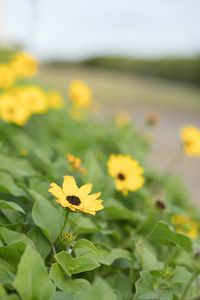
left=1, top=50, right=200, bottom=300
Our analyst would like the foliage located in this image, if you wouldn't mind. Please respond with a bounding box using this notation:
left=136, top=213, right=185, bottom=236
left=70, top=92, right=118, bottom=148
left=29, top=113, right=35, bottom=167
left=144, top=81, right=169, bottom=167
left=0, top=51, right=200, bottom=299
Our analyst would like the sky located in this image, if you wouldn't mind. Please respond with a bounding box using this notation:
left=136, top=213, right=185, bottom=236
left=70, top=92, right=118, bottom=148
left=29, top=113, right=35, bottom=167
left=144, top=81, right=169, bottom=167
left=2, top=0, right=200, bottom=60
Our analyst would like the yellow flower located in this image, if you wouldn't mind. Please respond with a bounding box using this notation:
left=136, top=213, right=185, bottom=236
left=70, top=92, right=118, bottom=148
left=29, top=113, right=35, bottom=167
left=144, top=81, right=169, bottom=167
left=171, top=214, right=199, bottom=239
left=0, top=64, right=15, bottom=89
left=66, top=153, right=87, bottom=174
left=0, top=92, right=30, bottom=126
left=11, top=52, right=38, bottom=78
left=48, top=176, right=103, bottom=215
left=47, top=90, right=64, bottom=109
left=69, top=80, right=92, bottom=108
left=115, top=111, right=130, bottom=128
left=14, top=86, right=48, bottom=114
left=107, top=154, right=145, bottom=195
left=180, top=126, right=200, bottom=157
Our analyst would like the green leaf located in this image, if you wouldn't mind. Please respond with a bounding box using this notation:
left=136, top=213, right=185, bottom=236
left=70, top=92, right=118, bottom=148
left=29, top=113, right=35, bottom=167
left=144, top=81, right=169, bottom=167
left=0, top=173, right=25, bottom=196
left=0, top=200, right=25, bottom=214
left=97, top=244, right=132, bottom=265
left=0, top=155, right=36, bottom=178
left=0, top=227, right=33, bottom=246
left=50, top=263, right=90, bottom=293
left=55, top=251, right=100, bottom=275
left=0, top=257, right=15, bottom=284
left=32, top=191, right=66, bottom=242
left=73, top=239, right=99, bottom=257
left=69, top=214, right=100, bottom=234
left=149, top=221, right=192, bottom=252
left=134, top=271, right=159, bottom=300
left=82, top=278, right=119, bottom=300
left=27, top=226, right=51, bottom=258
left=0, top=242, right=26, bottom=269
left=135, top=240, right=164, bottom=271
left=13, top=245, right=55, bottom=300
left=104, top=199, right=135, bottom=220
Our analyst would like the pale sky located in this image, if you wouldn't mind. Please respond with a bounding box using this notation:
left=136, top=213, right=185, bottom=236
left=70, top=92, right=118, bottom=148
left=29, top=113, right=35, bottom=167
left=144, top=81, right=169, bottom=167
left=2, top=0, right=200, bottom=59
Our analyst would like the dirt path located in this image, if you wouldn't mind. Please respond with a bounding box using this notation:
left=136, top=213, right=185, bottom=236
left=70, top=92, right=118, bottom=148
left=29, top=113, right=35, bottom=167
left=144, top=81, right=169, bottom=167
left=38, top=65, right=200, bottom=205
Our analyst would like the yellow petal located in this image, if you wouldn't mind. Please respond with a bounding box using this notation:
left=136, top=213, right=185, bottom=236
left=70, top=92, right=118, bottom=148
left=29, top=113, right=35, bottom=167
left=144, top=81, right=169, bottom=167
left=76, top=183, right=92, bottom=199
left=82, top=192, right=101, bottom=202
left=48, top=182, right=65, bottom=199
left=63, top=176, right=78, bottom=196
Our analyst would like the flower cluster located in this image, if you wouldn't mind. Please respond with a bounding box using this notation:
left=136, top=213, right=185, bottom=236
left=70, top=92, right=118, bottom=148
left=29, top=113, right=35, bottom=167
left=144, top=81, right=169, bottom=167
left=0, top=86, right=64, bottom=126
left=0, top=51, right=37, bottom=89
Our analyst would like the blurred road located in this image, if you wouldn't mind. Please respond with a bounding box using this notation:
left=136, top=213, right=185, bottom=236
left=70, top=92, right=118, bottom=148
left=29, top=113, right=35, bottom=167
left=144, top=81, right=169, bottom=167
left=38, top=65, right=200, bottom=205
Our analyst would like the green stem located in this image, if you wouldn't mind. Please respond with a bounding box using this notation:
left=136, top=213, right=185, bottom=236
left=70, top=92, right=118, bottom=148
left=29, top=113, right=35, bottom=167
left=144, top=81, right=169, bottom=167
left=52, top=210, right=69, bottom=256
left=181, top=271, right=199, bottom=300
left=60, top=210, right=69, bottom=235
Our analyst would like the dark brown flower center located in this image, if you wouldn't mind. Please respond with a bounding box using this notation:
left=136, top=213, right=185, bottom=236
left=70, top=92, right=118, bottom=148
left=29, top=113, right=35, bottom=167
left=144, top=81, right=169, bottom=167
left=66, top=195, right=81, bottom=206
left=117, top=173, right=125, bottom=180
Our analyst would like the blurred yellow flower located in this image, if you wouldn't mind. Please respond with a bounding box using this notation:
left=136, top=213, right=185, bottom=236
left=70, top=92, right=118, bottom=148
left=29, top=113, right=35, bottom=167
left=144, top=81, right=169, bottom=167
left=0, top=64, right=15, bottom=89
left=0, top=92, right=30, bottom=126
left=171, top=214, right=199, bottom=239
left=14, top=86, right=48, bottom=114
left=66, top=153, right=87, bottom=174
left=115, top=111, right=130, bottom=128
left=107, top=154, right=145, bottom=195
left=49, top=176, right=103, bottom=215
left=69, top=80, right=92, bottom=108
left=180, top=126, right=200, bottom=157
left=11, top=52, right=38, bottom=78
left=47, top=90, right=64, bottom=109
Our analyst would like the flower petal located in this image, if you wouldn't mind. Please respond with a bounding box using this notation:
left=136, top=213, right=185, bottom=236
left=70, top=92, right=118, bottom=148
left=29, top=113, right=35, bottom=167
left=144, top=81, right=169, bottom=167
left=76, top=183, right=92, bottom=199
left=63, top=176, right=78, bottom=196
left=48, top=182, right=65, bottom=199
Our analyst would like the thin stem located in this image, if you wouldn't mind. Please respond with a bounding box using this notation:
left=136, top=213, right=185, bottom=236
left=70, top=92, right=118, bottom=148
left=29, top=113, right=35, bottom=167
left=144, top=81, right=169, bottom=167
left=181, top=271, right=199, bottom=300
left=60, top=210, right=69, bottom=236
left=51, top=243, right=56, bottom=256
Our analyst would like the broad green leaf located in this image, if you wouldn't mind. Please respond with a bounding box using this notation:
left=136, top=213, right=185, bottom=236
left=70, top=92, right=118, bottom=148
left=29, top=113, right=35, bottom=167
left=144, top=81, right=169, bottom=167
left=0, top=173, right=25, bottom=196
left=13, top=245, right=55, bottom=300
left=82, top=278, right=119, bottom=300
left=149, top=221, right=192, bottom=252
left=55, top=251, right=100, bottom=275
left=104, top=199, right=135, bottom=220
left=0, top=200, right=25, bottom=214
left=0, top=155, right=36, bottom=178
left=32, top=191, right=66, bottom=242
left=107, top=273, right=133, bottom=300
left=0, top=227, right=33, bottom=247
left=0, top=257, right=15, bottom=284
left=135, top=240, right=164, bottom=271
left=27, top=226, right=51, bottom=258
left=73, top=239, right=99, bottom=257
left=69, top=214, right=100, bottom=234
left=0, top=242, right=26, bottom=269
left=97, top=245, right=132, bottom=265
left=134, top=271, right=159, bottom=300
left=50, top=263, right=90, bottom=293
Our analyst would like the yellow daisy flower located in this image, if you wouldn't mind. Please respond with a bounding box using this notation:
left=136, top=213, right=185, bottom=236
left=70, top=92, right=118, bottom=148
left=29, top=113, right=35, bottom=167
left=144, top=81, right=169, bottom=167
left=69, top=80, right=92, bottom=108
left=0, top=64, right=15, bottom=89
left=48, top=176, right=103, bottom=215
left=11, top=52, right=38, bottom=78
left=107, top=154, right=145, bottom=195
left=180, top=126, right=200, bottom=157
left=47, top=90, right=64, bottom=109
left=171, top=214, right=199, bottom=239
left=0, top=92, right=30, bottom=126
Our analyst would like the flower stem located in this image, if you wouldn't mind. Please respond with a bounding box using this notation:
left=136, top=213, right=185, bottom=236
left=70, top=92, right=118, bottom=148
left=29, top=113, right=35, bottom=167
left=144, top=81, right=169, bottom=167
left=60, top=210, right=69, bottom=235
left=181, top=271, right=199, bottom=300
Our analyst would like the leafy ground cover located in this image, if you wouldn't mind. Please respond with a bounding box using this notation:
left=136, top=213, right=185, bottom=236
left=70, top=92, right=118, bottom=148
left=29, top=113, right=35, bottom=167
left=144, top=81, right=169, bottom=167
left=0, top=52, right=200, bottom=300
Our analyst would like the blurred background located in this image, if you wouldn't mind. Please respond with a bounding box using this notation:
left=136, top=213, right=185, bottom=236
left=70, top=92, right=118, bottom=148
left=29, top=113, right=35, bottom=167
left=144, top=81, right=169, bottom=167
left=1, top=0, right=200, bottom=203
